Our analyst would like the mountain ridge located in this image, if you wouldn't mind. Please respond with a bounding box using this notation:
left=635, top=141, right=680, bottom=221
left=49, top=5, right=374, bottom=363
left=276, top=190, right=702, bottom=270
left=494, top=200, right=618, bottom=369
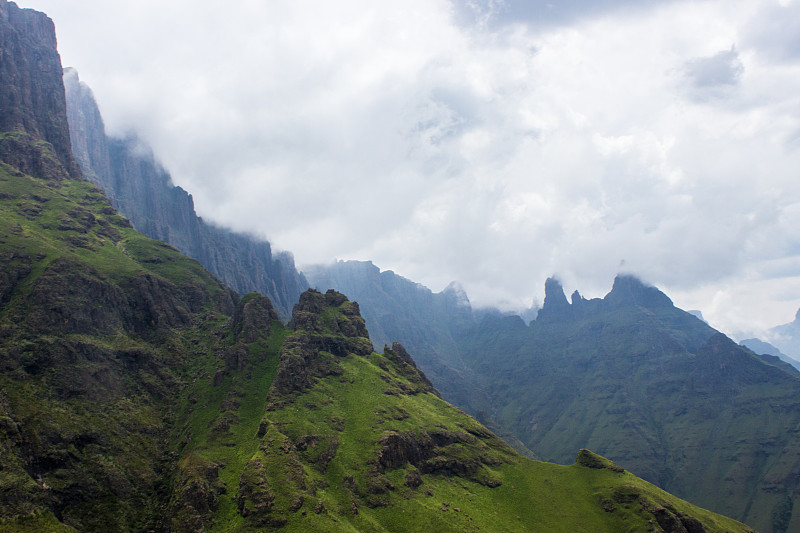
left=309, top=261, right=800, bottom=531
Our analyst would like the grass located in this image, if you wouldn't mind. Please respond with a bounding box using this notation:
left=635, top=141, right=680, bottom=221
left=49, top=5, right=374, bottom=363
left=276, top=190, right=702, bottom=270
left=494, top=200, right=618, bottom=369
left=0, top=160, right=755, bottom=532
left=169, top=296, right=754, bottom=533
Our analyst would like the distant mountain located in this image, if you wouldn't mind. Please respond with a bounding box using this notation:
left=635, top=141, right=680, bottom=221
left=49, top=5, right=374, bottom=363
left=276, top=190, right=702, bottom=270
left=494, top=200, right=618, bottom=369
left=759, top=308, right=800, bottom=364
left=308, top=261, right=800, bottom=531
left=0, top=3, right=757, bottom=532
left=741, top=337, right=800, bottom=372
left=454, top=275, right=800, bottom=532
left=63, top=69, right=308, bottom=319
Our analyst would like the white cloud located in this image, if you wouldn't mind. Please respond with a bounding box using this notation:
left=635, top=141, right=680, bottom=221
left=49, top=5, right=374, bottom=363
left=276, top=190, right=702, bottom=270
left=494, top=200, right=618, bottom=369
left=17, top=0, right=800, bottom=337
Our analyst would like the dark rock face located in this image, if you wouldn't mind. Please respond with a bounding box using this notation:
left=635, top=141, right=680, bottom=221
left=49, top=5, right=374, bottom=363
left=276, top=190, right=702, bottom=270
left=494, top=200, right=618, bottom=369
left=0, top=0, right=80, bottom=179
left=271, top=290, right=373, bottom=399
left=536, top=277, right=572, bottom=323
left=374, top=428, right=505, bottom=486
left=232, top=293, right=279, bottom=343
left=25, top=257, right=235, bottom=339
left=63, top=70, right=308, bottom=320
left=604, top=274, right=674, bottom=309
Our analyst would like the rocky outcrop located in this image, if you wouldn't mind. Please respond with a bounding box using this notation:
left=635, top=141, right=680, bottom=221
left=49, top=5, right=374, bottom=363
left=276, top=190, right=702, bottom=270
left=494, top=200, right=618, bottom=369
left=305, top=260, right=486, bottom=413
left=63, top=70, right=308, bottom=320
left=270, top=290, right=373, bottom=399
left=382, top=342, right=439, bottom=397
left=0, top=0, right=79, bottom=179
left=374, top=427, right=507, bottom=487
left=232, top=292, right=279, bottom=343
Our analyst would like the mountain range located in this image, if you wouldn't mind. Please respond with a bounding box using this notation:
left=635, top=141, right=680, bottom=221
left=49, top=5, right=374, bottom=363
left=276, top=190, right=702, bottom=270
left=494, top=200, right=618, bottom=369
left=0, top=1, right=793, bottom=531
left=307, top=262, right=800, bottom=532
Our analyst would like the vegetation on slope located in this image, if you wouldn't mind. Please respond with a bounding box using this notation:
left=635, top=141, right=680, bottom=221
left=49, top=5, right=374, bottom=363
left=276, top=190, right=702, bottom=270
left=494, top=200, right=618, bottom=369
left=165, top=288, right=756, bottom=533
left=0, top=159, right=236, bottom=530
left=0, top=5, right=762, bottom=527
left=0, top=162, right=756, bottom=532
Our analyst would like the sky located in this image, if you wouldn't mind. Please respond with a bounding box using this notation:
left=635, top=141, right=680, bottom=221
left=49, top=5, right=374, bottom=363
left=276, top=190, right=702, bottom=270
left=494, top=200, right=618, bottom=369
left=15, top=0, right=800, bottom=340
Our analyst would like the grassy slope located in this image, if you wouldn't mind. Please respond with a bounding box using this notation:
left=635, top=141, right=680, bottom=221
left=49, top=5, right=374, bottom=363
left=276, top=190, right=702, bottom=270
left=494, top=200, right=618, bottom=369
left=0, top=161, right=754, bottom=532
left=187, top=293, right=754, bottom=533
left=458, top=299, right=800, bottom=532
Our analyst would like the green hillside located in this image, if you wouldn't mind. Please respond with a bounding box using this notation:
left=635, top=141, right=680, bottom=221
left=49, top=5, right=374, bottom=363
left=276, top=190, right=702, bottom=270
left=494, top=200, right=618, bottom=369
left=0, top=157, right=237, bottom=530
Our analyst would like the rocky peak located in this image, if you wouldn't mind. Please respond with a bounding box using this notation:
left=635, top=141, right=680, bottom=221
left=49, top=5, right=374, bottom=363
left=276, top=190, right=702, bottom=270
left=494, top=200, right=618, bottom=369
left=1, top=1, right=56, bottom=47
left=604, top=274, right=673, bottom=309
left=443, top=281, right=471, bottom=308
left=536, top=277, right=571, bottom=323
left=270, top=289, right=374, bottom=400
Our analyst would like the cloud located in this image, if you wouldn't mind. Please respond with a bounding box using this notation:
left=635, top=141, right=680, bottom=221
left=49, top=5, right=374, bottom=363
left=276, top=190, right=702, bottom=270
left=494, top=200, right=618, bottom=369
left=452, top=0, right=685, bottom=29
left=743, top=1, right=800, bottom=62
left=682, top=46, right=744, bottom=100
left=16, top=0, right=800, bottom=337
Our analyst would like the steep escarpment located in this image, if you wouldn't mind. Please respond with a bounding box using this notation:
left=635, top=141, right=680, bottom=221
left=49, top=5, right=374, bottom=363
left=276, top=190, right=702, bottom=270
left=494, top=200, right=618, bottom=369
left=0, top=161, right=241, bottom=530
left=63, top=69, right=308, bottom=320
left=0, top=0, right=79, bottom=180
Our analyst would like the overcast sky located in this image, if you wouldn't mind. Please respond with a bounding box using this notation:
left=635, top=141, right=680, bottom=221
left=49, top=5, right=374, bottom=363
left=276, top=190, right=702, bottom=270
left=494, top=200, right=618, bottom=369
left=16, top=0, right=800, bottom=339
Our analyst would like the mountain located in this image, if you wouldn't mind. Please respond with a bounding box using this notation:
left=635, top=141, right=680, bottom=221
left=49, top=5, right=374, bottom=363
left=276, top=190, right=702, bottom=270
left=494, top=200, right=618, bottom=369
left=307, top=259, right=800, bottom=532
left=754, top=309, right=800, bottom=367
left=305, top=261, right=539, bottom=456
left=0, top=157, right=755, bottom=532
left=63, top=69, right=308, bottom=320
left=453, top=276, right=800, bottom=532
left=0, top=2, right=757, bottom=531
left=740, top=337, right=800, bottom=372
left=0, top=0, right=79, bottom=181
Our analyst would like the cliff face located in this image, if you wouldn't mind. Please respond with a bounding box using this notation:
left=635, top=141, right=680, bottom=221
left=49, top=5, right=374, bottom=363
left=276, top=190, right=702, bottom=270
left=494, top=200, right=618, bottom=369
left=64, top=70, right=308, bottom=319
left=63, top=67, right=112, bottom=192
left=0, top=0, right=79, bottom=180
